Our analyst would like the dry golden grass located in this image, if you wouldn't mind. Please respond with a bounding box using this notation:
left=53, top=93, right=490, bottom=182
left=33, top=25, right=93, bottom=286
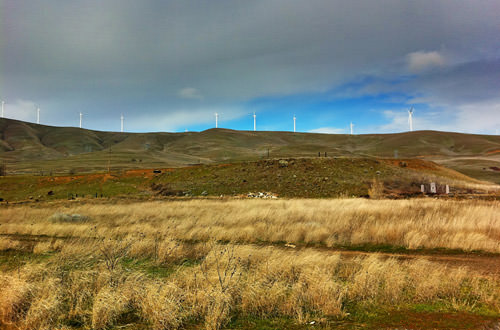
left=1, top=198, right=499, bottom=252
left=0, top=239, right=499, bottom=330
left=0, top=238, right=21, bottom=252
left=1, top=198, right=500, bottom=329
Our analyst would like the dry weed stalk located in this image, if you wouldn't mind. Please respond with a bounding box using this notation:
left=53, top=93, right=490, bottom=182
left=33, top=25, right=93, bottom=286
left=98, top=238, right=132, bottom=273
left=200, top=243, right=242, bottom=293
left=197, top=243, right=243, bottom=330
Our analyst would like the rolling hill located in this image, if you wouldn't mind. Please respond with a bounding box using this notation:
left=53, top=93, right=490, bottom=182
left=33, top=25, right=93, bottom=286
left=0, top=157, right=493, bottom=202
left=1, top=117, right=500, bottom=183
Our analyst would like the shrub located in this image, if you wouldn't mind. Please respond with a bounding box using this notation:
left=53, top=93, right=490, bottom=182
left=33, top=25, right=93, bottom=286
left=368, top=178, right=384, bottom=199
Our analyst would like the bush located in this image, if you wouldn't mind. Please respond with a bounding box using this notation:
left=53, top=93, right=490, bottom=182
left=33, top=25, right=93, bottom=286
left=368, top=178, right=384, bottom=199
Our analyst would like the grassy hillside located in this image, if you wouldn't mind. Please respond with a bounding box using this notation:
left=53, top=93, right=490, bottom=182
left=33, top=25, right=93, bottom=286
left=0, top=157, right=493, bottom=202
left=1, top=118, right=500, bottom=183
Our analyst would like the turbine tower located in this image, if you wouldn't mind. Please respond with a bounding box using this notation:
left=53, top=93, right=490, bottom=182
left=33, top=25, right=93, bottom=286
left=120, top=114, right=124, bottom=132
left=1, top=100, right=4, bottom=118
left=79, top=112, right=83, bottom=128
left=293, top=114, right=296, bottom=132
left=215, top=112, right=219, bottom=128
left=253, top=112, right=256, bottom=131
left=408, top=107, right=414, bottom=132
left=37, top=107, right=40, bottom=124
left=350, top=122, right=354, bottom=135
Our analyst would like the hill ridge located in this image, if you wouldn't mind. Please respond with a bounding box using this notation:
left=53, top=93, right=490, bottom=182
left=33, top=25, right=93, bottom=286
left=1, top=117, right=500, bottom=183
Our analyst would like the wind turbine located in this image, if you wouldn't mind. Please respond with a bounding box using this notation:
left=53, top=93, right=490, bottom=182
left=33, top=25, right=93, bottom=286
left=408, top=107, right=414, bottom=132
left=350, top=122, right=354, bottom=135
left=1, top=100, right=4, bottom=118
left=36, top=106, right=40, bottom=124
left=253, top=112, right=256, bottom=131
left=120, top=114, right=124, bottom=132
left=215, top=112, right=219, bottom=128
left=293, top=114, right=296, bottom=132
left=79, top=112, right=83, bottom=128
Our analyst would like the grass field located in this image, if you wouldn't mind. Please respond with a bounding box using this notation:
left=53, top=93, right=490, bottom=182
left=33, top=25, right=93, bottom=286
left=1, top=198, right=499, bottom=329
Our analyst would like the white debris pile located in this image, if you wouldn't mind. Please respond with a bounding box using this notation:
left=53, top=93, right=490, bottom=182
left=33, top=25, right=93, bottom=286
left=247, top=192, right=278, bottom=199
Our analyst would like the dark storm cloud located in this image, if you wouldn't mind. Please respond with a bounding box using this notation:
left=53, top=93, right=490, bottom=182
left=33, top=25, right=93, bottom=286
left=344, top=58, right=500, bottom=106
left=410, top=59, right=500, bottom=105
left=1, top=0, right=499, bottom=131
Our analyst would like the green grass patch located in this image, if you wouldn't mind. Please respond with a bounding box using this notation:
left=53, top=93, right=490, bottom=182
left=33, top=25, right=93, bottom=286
left=121, top=256, right=201, bottom=278
left=225, top=316, right=311, bottom=330
left=220, top=309, right=500, bottom=330
left=0, top=250, right=54, bottom=271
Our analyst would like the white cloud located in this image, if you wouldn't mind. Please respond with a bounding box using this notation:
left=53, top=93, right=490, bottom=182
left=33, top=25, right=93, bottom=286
left=133, top=106, right=247, bottom=132
left=377, top=103, right=500, bottom=135
left=378, top=110, right=416, bottom=133
left=1, top=99, right=38, bottom=123
left=309, top=127, right=346, bottom=134
left=407, top=51, right=445, bottom=73
left=178, top=87, right=203, bottom=100
left=453, top=102, right=500, bottom=133
left=378, top=108, right=463, bottom=133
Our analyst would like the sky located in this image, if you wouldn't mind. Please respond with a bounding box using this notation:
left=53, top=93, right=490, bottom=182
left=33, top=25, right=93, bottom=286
left=1, top=0, right=500, bottom=134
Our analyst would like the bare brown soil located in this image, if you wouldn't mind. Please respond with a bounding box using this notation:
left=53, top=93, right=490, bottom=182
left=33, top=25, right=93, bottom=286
left=371, top=311, right=499, bottom=330
left=336, top=250, right=500, bottom=276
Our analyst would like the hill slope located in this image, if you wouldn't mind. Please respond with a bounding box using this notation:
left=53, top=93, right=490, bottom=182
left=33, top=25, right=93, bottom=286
left=1, top=118, right=500, bottom=183
left=0, top=157, right=492, bottom=202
